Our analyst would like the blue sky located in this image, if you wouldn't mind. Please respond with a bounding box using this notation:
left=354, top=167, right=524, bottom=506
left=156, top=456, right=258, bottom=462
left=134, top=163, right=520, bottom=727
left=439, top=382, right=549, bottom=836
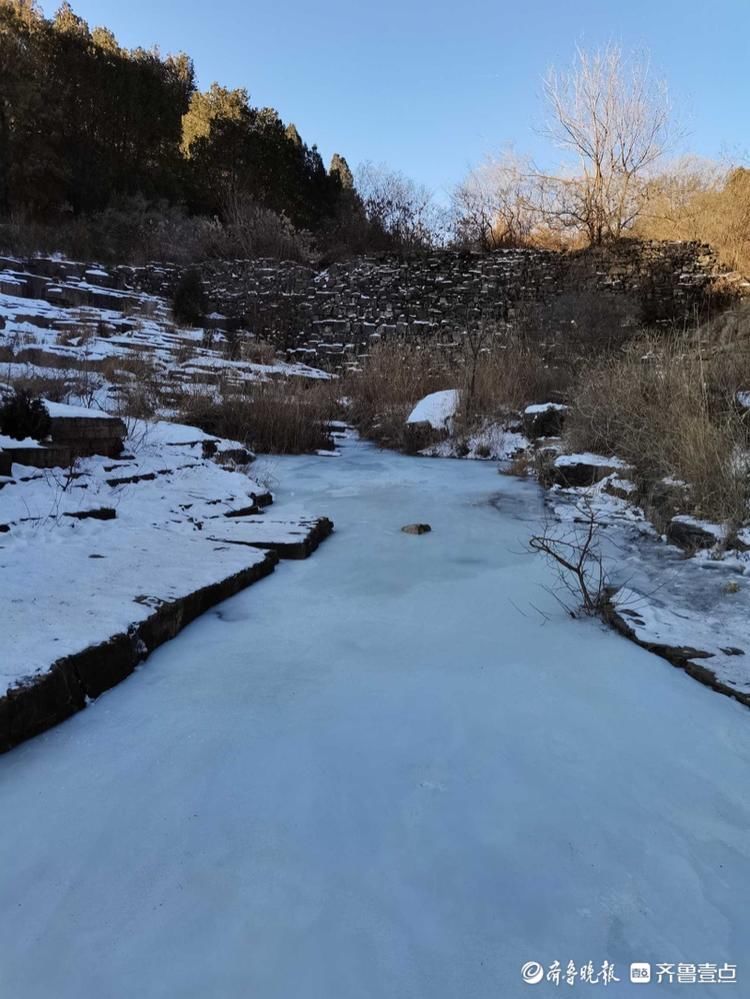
left=41, top=0, right=749, bottom=199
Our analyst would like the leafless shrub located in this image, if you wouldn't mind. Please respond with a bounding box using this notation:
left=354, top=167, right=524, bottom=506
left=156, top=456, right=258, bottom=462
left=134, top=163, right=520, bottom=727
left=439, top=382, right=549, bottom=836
left=356, top=162, right=444, bottom=252
left=635, top=161, right=750, bottom=276
left=222, top=195, right=312, bottom=263
left=346, top=330, right=571, bottom=448
left=103, top=355, right=165, bottom=420
left=2, top=368, right=71, bottom=403
left=463, top=334, right=570, bottom=416
left=529, top=498, right=607, bottom=615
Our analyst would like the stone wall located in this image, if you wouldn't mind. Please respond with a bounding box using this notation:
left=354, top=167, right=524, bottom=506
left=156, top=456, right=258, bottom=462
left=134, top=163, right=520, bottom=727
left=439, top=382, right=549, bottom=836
left=175, top=241, right=739, bottom=367
left=3, top=240, right=744, bottom=368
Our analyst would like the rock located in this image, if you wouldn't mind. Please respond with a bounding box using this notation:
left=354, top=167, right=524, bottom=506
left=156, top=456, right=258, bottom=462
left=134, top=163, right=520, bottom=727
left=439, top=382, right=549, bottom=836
left=546, top=452, right=629, bottom=488
left=407, top=389, right=459, bottom=430
left=0, top=550, right=279, bottom=753
left=602, top=476, right=636, bottom=501
left=403, top=420, right=446, bottom=455
left=522, top=403, right=568, bottom=439
left=214, top=446, right=254, bottom=466
left=404, top=389, right=459, bottom=453
left=401, top=523, right=431, bottom=535
left=666, top=516, right=724, bottom=552
left=63, top=507, right=117, bottom=521
left=641, top=478, right=691, bottom=529
left=602, top=592, right=750, bottom=710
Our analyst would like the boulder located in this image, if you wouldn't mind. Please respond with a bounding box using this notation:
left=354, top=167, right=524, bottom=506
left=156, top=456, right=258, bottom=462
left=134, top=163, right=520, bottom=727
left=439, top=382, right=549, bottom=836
left=640, top=478, right=691, bottom=529
left=602, top=475, right=637, bottom=501
left=546, top=452, right=630, bottom=488
left=401, top=523, right=432, bottom=535
left=403, top=420, right=445, bottom=454
left=667, top=516, right=725, bottom=552
left=522, top=402, right=568, bottom=439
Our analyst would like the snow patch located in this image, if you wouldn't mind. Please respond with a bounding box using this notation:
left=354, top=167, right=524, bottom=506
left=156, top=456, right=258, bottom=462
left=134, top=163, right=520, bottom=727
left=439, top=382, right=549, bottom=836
left=406, top=389, right=460, bottom=430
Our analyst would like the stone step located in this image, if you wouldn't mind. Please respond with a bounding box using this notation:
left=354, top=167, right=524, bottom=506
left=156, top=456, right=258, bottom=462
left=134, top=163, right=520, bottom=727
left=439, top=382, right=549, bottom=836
left=207, top=515, right=334, bottom=559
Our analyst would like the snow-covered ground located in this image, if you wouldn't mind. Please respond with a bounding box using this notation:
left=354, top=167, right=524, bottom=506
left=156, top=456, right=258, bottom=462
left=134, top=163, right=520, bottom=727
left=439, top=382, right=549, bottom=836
left=0, top=263, right=331, bottom=418
left=548, top=479, right=750, bottom=700
left=0, top=437, right=748, bottom=998
left=424, top=418, right=529, bottom=460
left=0, top=417, right=324, bottom=694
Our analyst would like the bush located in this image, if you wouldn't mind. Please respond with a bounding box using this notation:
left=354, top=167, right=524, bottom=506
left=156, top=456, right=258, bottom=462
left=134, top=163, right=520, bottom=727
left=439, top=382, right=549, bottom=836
left=345, top=333, right=570, bottom=449
left=565, top=334, right=750, bottom=525
left=344, top=340, right=448, bottom=448
left=223, top=197, right=313, bottom=263
left=460, top=335, right=569, bottom=418
left=0, top=390, right=51, bottom=441
left=172, top=269, right=207, bottom=327
left=179, top=379, right=338, bottom=454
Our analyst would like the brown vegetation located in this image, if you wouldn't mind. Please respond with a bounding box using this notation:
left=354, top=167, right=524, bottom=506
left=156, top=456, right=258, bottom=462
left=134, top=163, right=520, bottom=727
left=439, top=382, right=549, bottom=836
left=565, top=331, right=750, bottom=526
left=635, top=164, right=750, bottom=276
left=178, top=378, right=339, bottom=454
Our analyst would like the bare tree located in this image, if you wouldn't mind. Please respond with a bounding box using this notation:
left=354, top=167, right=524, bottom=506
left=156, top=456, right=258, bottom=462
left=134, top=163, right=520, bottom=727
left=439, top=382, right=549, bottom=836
left=356, top=162, right=443, bottom=251
left=539, top=44, right=675, bottom=243
left=451, top=152, right=539, bottom=249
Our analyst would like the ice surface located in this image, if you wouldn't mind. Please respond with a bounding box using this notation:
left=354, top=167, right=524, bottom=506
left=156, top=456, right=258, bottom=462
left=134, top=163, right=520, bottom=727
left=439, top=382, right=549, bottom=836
left=0, top=438, right=749, bottom=998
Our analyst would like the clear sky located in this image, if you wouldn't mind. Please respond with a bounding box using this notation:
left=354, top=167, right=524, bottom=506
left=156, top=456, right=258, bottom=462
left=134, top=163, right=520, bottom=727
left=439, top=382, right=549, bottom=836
left=41, top=0, right=750, bottom=199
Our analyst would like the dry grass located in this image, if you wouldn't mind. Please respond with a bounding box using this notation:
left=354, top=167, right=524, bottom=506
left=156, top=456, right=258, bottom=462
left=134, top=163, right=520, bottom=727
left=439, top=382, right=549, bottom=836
left=462, top=338, right=569, bottom=418
left=178, top=377, right=339, bottom=454
left=566, top=333, right=750, bottom=525
left=240, top=339, right=278, bottom=365
left=346, top=334, right=570, bottom=448
left=344, top=340, right=447, bottom=448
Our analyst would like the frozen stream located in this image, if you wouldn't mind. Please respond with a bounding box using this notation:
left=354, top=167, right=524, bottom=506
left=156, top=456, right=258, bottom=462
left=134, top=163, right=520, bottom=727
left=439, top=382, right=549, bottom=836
left=1, top=438, right=749, bottom=998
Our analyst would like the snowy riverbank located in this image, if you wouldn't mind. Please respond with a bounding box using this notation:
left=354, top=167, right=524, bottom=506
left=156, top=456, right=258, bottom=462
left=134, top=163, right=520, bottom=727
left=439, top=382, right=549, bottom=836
left=0, top=415, right=334, bottom=748
left=402, top=391, right=750, bottom=707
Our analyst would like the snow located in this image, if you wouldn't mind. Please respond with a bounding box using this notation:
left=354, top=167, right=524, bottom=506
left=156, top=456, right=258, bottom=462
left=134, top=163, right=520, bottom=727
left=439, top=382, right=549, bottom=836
left=423, top=420, right=529, bottom=461
left=523, top=402, right=568, bottom=414
left=0, top=419, right=314, bottom=692
left=1, top=438, right=749, bottom=998
left=605, top=474, right=637, bottom=495
left=548, top=484, right=750, bottom=696
left=406, top=388, right=459, bottom=429
left=0, top=518, right=270, bottom=688
left=671, top=514, right=727, bottom=541
left=0, top=267, right=332, bottom=409
left=736, top=390, right=750, bottom=409
left=0, top=434, right=43, bottom=449
left=610, top=584, right=750, bottom=694
left=555, top=451, right=629, bottom=468
left=42, top=399, right=121, bottom=420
